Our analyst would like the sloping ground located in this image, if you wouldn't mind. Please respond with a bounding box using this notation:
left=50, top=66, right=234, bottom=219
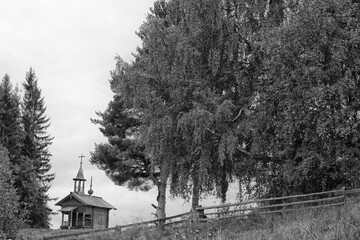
left=214, top=203, right=360, bottom=240
left=16, top=228, right=97, bottom=240
left=15, top=203, right=360, bottom=240
left=87, top=203, right=360, bottom=240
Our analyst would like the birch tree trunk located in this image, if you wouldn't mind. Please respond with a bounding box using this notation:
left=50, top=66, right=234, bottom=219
left=156, top=162, right=169, bottom=226
left=157, top=181, right=167, bottom=221
left=191, top=171, right=200, bottom=210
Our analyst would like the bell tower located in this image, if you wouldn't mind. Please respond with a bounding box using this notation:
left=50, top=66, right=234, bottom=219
left=73, top=154, right=86, bottom=194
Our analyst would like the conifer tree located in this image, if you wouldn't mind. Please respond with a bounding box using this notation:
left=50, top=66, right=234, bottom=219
left=91, top=58, right=170, bottom=221
left=91, top=91, right=152, bottom=192
left=0, top=74, right=41, bottom=227
left=21, top=68, right=54, bottom=228
left=0, top=74, right=23, bottom=160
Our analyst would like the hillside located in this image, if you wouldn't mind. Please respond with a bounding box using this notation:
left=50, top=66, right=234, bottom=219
left=116, top=203, right=360, bottom=240
left=110, top=203, right=359, bottom=240
left=19, top=202, right=360, bottom=240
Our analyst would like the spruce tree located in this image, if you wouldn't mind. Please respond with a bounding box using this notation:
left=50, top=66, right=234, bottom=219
left=22, top=68, right=54, bottom=228
left=0, top=74, right=23, bottom=161
left=0, top=74, right=41, bottom=227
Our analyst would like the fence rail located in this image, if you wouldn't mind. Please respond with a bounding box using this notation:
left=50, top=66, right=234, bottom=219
left=43, top=188, right=360, bottom=240
left=195, top=188, right=360, bottom=223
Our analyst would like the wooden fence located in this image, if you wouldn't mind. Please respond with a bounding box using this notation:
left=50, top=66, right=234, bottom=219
left=42, top=212, right=193, bottom=240
left=195, top=188, right=360, bottom=223
left=43, top=188, right=360, bottom=240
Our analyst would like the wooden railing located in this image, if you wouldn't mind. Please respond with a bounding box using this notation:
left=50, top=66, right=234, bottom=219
left=43, top=188, right=360, bottom=240
left=194, top=188, right=360, bottom=222
left=43, top=212, right=193, bottom=240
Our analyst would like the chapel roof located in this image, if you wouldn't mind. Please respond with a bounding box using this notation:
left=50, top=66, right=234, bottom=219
left=55, top=192, right=116, bottom=210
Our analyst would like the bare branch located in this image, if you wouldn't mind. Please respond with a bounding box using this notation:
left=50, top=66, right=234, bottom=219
left=236, top=147, right=251, bottom=156
left=232, top=107, right=244, bottom=122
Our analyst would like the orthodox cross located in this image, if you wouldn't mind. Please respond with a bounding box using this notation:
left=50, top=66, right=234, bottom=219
left=78, top=154, right=85, bottom=165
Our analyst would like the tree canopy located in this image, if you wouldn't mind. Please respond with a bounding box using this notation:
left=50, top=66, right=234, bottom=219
left=93, top=0, right=360, bottom=219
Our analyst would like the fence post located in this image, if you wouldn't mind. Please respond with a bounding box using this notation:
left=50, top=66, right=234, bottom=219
left=342, top=187, right=346, bottom=203
left=189, top=208, right=198, bottom=224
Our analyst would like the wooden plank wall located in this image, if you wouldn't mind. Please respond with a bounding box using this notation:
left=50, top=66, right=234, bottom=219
left=92, top=208, right=108, bottom=229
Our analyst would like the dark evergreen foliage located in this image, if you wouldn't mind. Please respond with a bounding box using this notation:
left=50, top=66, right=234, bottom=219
left=0, top=74, right=23, bottom=159
left=90, top=95, right=154, bottom=190
left=21, top=68, right=54, bottom=228
left=0, top=72, right=54, bottom=228
left=0, top=75, right=37, bottom=229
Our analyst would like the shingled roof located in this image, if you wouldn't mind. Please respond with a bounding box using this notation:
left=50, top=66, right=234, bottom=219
left=55, top=192, right=116, bottom=210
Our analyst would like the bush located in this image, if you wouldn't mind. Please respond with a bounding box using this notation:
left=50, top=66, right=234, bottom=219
left=0, top=146, right=26, bottom=239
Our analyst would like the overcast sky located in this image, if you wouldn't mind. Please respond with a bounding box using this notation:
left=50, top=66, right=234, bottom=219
left=0, top=0, right=237, bottom=229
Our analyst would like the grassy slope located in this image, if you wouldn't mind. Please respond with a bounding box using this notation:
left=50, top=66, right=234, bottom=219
left=16, top=203, right=360, bottom=240
left=216, top=203, right=360, bottom=240
left=113, top=203, right=360, bottom=240
left=16, top=228, right=100, bottom=240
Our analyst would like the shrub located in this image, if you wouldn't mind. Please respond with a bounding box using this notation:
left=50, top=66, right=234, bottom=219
left=0, top=146, right=26, bottom=238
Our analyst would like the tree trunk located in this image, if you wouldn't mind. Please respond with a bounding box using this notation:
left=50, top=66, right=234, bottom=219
left=191, top=171, right=200, bottom=210
left=220, top=163, right=228, bottom=204
left=156, top=180, right=167, bottom=221
left=156, top=162, right=169, bottom=226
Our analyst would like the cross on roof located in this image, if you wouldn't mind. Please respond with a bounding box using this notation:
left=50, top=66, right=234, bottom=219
left=79, top=154, right=85, bottom=165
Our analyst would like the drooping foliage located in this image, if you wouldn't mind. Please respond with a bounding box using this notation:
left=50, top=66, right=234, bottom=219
left=246, top=0, right=360, bottom=197
left=93, top=0, right=360, bottom=220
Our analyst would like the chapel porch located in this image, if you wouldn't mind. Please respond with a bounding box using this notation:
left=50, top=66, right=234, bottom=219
left=60, top=206, right=92, bottom=229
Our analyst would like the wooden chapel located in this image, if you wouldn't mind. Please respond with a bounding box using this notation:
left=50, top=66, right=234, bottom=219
left=55, top=156, right=116, bottom=229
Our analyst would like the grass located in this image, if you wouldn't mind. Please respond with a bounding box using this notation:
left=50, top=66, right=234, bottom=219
left=112, top=203, right=360, bottom=240
left=214, top=204, right=360, bottom=240
left=15, top=202, right=360, bottom=240
left=214, top=203, right=360, bottom=240
left=16, top=228, right=100, bottom=240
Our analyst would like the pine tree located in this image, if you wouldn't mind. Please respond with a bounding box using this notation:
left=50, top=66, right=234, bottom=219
left=91, top=94, right=153, bottom=191
left=91, top=58, right=170, bottom=221
left=21, top=68, right=54, bottom=228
